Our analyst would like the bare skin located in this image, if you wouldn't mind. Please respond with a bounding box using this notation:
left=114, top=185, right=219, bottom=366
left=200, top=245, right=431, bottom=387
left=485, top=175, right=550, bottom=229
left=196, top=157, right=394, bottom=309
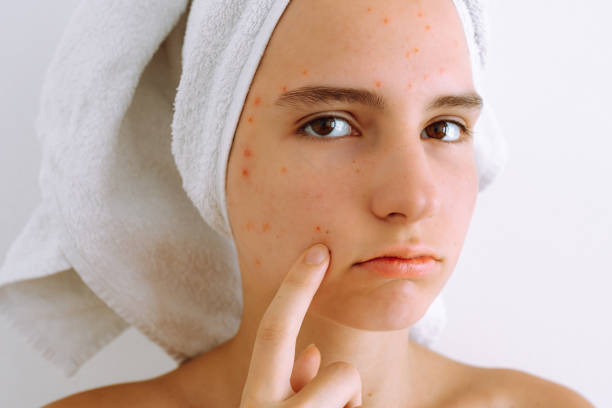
left=43, top=0, right=595, bottom=407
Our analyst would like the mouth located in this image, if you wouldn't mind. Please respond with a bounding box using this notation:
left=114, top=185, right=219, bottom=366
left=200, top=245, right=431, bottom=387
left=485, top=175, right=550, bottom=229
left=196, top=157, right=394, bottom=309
left=354, top=256, right=438, bottom=279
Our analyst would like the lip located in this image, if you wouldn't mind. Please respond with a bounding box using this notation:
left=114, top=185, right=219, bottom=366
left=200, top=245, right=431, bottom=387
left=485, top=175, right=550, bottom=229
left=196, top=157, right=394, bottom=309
left=355, top=256, right=438, bottom=279
left=357, top=244, right=441, bottom=264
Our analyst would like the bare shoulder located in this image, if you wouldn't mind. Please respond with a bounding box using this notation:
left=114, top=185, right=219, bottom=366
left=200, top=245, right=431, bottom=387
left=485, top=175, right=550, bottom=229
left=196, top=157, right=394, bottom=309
left=474, top=367, right=595, bottom=408
left=41, top=377, right=187, bottom=408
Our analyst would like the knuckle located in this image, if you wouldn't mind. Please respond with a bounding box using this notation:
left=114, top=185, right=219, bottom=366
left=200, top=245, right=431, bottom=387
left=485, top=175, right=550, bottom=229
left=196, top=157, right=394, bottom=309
left=256, top=321, right=290, bottom=344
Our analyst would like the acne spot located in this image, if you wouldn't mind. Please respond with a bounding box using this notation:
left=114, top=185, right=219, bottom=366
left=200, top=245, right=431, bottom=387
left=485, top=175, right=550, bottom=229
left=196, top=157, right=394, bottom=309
left=439, top=67, right=445, bottom=74
left=247, top=116, right=254, bottom=124
left=262, top=222, right=271, bottom=232
left=255, top=258, right=261, bottom=266
left=407, top=83, right=413, bottom=89
left=383, top=17, right=389, bottom=24
left=281, top=85, right=288, bottom=92
left=414, top=47, right=419, bottom=53
left=325, top=229, right=330, bottom=234
left=281, top=166, right=287, bottom=174
left=355, top=168, right=361, bottom=174
left=425, top=25, right=431, bottom=30
left=417, top=11, right=423, bottom=17
left=316, top=225, right=322, bottom=232
left=254, top=96, right=262, bottom=106
left=302, top=69, right=309, bottom=76
left=243, top=147, right=253, bottom=158
left=405, top=51, right=410, bottom=58
left=368, top=392, right=374, bottom=397
left=246, top=222, right=254, bottom=231
left=275, top=233, right=280, bottom=239
left=375, top=81, right=382, bottom=88
left=242, top=168, right=250, bottom=177
left=423, top=74, right=429, bottom=80
left=367, top=7, right=372, bottom=12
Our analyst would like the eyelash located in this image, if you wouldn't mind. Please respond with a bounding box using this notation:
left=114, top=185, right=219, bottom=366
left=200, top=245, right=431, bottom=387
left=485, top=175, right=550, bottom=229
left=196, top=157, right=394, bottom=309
left=296, top=115, right=474, bottom=144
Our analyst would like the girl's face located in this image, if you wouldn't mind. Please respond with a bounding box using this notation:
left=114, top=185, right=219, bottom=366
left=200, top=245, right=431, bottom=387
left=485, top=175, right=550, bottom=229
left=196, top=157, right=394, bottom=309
left=226, top=0, right=481, bottom=330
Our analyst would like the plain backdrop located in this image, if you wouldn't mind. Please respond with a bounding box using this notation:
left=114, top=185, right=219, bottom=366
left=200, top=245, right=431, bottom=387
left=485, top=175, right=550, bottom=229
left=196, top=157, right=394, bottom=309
left=1, top=1, right=610, bottom=407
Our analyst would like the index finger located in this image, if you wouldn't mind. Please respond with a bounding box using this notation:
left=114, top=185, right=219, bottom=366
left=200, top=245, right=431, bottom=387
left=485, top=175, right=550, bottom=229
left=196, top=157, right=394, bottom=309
left=243, top=243, right=330, bottom=403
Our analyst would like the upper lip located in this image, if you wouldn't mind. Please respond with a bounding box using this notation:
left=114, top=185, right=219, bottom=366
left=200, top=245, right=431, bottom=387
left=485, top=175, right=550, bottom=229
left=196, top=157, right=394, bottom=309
left=356, top=244, right=441, bottom=264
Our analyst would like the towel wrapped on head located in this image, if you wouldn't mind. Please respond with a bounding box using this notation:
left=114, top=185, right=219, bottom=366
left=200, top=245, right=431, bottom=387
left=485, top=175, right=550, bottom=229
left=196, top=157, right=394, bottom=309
left=0, top=0, right=508, bottom=377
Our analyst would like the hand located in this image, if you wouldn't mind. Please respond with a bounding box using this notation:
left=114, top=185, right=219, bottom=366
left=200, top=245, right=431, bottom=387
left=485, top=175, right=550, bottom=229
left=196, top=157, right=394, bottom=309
left=239, top=243, right=363, bottom=408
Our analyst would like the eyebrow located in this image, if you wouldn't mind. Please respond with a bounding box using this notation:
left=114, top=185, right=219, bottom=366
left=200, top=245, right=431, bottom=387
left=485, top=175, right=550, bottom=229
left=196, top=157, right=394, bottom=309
left=275, top=85, right=483, bottom=112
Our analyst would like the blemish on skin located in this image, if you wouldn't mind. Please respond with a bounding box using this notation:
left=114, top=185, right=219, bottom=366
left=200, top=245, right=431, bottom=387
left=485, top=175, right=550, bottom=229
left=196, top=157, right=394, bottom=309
left=425, top=25, right=431, bottom=30
left=262, top=222, right=271, bottom=232
left=383, top=17, right=389, bottom=24
left=439, top=67, right=445, bottom=74
left=316, top=225, right=322, bottom=232
left=243, top=147, right=253, bottom=158
left=275, top=233, right=280, bottom=239
left=423, top=74, right=429, bottom=80
left=325, top=229, right=329, bottom=234
left=375, top=81, right=382, bottom=88
left=368, top=392, right=373, bottom=397
left=302, top=69, right=309, bottom=76
left=367, top=7, right=372, bottom=12
left=242, top=168, right=250, bottom=177
left=407, top=83, right=413, bottom=89
left=281, top=85, right=288, bottom=92
left=247, top=116, right=254, bottom=124
left=414, top=47, right=419, bottom=53
left=453, top=39, right=459, bottom=47
left=405, top=51, right=410, bottom=58
left=255, top=258, right=261, bottom=266
left=254, top=96, right=262, bottom=106
left=281, top=166, right=287, bottom=174
left=417, top=11, right=423, bottom=17
left=246, top=222, right=254, bottom=231
left=355, top=168, right=361, bottom=174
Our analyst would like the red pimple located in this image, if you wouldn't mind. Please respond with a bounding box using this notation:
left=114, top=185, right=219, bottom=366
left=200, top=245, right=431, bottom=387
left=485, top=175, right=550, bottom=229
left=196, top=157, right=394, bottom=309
left=281, top=166, right=287, bottom=174
left=254, top=96, right=262, bottom=106
left=315, top=225, right=322, bottom=232
left=384, top=17, right=389, bottom=24
left=355, top=168, right=361, bottom=174
left=281, top=85, right=288, bottom=92
left=242, top=168, right=250, bottom=177
left=255, top=258, right=261, bottom=266
left=417, top=11, right=423, bottom=17
left=425, top=25, right=431, bottom=30
left=302, top=69, right=309, bottom=76
left=367, top=7, right=372, bottom=12
left=262, top=222, right=270, bottom=232
left=439, top=67, right=445, bottom=74
left=423, top=74, right=429, bottom=80
left=243, top=147, right=253, bottom=158
left=375, top=81, right=382, bottom=88
left=325, top=229, right=330, bottom=234
left=408, top=83, right=413, bottom=89
left=247, top=116, right=254, bottom=124
left=414, top=47, right=419, bottom=53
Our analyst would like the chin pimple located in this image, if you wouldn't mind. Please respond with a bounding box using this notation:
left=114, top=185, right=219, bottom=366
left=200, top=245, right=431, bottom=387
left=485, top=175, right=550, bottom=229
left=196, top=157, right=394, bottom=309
left=243, top=147, right=253, bottom=158
left=383, top=17, right=389, bottom=24
left=281, top=166, right=287, bottom=174
left=254, top=96, right=262, bottom=106
left=375, top=81, right=382, bottom=88
left=281, top=85, right=287, bottom=92
left=263, top=222, right=271, bottom=232
left=315, top=225, right=322, bottom=232
left=255, top=258, right=261, bottom=266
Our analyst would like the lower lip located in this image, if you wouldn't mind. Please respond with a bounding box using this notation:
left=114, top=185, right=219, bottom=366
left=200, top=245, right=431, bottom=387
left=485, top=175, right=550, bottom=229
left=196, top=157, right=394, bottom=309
left=355, top=256, right=438, bottom=279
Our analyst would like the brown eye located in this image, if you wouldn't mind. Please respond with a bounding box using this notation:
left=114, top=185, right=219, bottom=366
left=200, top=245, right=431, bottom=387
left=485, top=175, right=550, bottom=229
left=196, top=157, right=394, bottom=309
left=421, top=120, right=466, bottom=143
left=300, top=116, right=353, bottom=139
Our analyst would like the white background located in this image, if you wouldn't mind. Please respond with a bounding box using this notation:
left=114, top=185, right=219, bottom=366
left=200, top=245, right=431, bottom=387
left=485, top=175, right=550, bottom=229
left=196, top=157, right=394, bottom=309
left=1, top=1, right=610, bottom=407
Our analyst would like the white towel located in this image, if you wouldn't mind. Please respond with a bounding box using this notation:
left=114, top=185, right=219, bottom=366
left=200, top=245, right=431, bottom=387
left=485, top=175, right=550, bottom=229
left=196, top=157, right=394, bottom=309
left=0, top=0, right=508, bottom=377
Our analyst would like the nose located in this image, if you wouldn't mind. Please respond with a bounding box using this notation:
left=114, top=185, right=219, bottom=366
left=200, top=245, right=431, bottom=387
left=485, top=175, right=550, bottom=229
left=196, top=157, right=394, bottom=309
left=369, top=137, right=441, bottom=225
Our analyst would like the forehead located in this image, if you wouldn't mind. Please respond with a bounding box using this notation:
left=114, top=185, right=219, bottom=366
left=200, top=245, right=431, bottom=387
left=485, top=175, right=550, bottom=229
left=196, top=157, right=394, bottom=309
left=258, top=0, right=473, bottom=95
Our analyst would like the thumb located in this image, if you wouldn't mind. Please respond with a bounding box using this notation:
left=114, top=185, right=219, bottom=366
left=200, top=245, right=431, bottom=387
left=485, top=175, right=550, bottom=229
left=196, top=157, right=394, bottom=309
left=290, top=343, right=321, bottom=393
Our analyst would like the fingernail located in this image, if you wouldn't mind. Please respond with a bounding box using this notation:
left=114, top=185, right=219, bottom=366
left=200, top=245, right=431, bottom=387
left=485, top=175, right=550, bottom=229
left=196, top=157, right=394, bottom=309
left=304, top=244, right=328, bottom=265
